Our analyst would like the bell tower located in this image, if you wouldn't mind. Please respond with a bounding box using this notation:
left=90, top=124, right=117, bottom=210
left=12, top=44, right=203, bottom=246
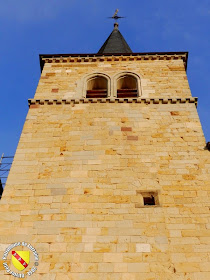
left=0, top=21, right=210, bottom=280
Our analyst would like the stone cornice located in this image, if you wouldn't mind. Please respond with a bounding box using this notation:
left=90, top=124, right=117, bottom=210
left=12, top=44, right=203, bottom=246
left=39, top=52, right=188, bottom=72
left=28, top=97, right=197, bottom=107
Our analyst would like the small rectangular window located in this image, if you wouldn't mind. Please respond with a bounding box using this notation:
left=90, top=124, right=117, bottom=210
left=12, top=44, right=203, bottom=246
left=136, top=190, right=160, bottom=208
left=143, top=195, right=155, bottom=205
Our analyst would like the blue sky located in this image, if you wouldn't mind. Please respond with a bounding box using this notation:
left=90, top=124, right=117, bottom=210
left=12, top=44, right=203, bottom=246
left=0, top=0, right=209, bottom=171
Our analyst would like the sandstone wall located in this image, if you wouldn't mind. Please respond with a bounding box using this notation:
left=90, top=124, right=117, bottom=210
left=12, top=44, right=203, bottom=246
left=35, top=59, right=191, bottom=99
left=0, top=100, right=209, bottom=280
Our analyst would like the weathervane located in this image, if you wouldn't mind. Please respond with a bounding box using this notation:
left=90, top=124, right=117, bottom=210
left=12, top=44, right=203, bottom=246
left=108, top=9, right=125, bottom=22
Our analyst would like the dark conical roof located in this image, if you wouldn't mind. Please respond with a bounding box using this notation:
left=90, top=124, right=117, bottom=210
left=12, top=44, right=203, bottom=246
left=98, top=23, right=132, bottom=54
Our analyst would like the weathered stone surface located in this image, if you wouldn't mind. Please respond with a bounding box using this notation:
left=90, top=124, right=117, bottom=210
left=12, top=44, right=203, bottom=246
left=0, top=56, right=209, bottom=279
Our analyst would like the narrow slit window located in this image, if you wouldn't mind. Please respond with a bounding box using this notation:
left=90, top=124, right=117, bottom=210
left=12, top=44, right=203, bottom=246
left=86, top=76, right=108, bottom=98
left=117, top=75, right=138, bottom=98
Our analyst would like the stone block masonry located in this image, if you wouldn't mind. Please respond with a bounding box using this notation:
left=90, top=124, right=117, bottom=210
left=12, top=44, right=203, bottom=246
left=36, top=58, right=191, bottom=100
left=0, top=55, right=209, bottom=279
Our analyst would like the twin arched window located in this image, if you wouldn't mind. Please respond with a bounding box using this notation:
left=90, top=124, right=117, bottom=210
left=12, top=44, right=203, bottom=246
left=85, top=73, right=140, bottom=98
left=86, top=76, right=108, bottom=98
left=117, top=75, right=138, bottom=98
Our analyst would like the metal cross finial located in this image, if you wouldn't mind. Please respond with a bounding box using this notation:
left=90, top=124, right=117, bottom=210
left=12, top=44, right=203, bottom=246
left=108, top=9, right=125, bottom=22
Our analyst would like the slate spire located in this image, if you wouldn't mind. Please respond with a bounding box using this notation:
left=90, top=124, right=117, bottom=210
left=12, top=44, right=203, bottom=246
left=98, top=22, right=132, bottom=54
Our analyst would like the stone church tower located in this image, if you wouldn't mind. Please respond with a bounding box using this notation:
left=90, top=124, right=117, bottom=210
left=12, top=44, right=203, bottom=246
left=0, top=23, right=209, bottom=280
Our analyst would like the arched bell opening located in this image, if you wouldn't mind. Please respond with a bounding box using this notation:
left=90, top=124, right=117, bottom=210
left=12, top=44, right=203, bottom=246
left=86, top=76, right=108, bottom=98
left=117, top=75, right=138, bottom=98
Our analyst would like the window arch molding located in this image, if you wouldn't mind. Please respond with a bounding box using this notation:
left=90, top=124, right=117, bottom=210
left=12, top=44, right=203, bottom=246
left=113, top=72, right=142, bottom=98
left=82, top=72, right=111, bottom=98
